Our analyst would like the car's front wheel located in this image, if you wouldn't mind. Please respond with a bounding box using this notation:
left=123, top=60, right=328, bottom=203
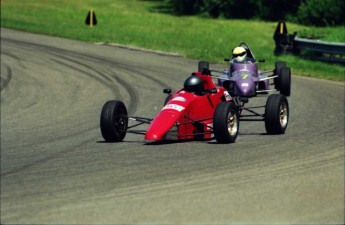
left=213, top=102, right=239, bottom=143
left=100, top=100, right=128, bottom=142
left=265, top=94, right=289, bottom=134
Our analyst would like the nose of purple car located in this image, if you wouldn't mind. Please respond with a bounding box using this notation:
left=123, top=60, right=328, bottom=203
left=235, top=75, right=256, bottom=97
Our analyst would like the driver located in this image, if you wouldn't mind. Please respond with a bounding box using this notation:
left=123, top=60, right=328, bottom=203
left=232, top=46, right=252, bottom=63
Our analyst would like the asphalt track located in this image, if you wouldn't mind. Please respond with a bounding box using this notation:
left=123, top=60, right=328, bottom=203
left=1, top=28, right=344, bottom=224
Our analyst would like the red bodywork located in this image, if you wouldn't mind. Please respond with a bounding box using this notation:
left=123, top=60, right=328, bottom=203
left=145, top=72, right=229, bottom=141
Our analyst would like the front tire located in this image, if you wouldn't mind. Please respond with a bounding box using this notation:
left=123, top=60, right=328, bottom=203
left=213, top=102, right=239, bottom=143
left=100, top=100, right=128, bottom=142
left=265, top=94, right=289, bottom=134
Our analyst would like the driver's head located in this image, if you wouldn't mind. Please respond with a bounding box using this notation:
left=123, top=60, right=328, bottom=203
left=232, top=47, right=247, bottom=63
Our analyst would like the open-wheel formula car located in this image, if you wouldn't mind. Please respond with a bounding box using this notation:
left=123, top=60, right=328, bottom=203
left=214, top=42, right=291, bottom=98
left=100, top=43, right=291, bottom=143
left=100, top=72, right=239, bottom=143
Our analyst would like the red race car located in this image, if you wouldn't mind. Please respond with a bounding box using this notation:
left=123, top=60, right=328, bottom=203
left=100, top=62, right=289, bottom=143
left=100, top=70, right=239, bottom=143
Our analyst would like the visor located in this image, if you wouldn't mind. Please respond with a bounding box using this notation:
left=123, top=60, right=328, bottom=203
left=233, top=52, right=246, bottom=57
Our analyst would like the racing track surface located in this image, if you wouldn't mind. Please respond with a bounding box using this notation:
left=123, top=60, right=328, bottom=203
left=1, top=28, right=344, bottom=224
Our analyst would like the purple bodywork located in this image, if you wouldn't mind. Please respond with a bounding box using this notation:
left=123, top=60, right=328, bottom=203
left=218, top=59, right=269, bottom=97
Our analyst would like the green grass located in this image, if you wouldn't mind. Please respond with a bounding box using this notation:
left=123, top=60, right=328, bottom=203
left=298, top=26, right=345, bottom=42
left=1, top=0, right=344, bottom=81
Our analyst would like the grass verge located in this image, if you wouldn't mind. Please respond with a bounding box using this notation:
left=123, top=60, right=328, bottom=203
left=1, top=0, right=344, bottom=81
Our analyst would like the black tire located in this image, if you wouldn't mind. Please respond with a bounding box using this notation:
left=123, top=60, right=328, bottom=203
left=274, top=61, right=286, bottom=89
left=279, top=67, right=291, bottom=96
left=213, top=102, right=239, bottom=143
left=198, top=61, right=209, bottom=73
left=265, top=94, right=289, bottom=135
left=100, top=100, right=128, bottom=142
left=274, top=61, right=286, bottom=75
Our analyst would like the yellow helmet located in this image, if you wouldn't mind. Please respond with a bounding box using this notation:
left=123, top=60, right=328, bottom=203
left=232, top=46, right=247, bottom=62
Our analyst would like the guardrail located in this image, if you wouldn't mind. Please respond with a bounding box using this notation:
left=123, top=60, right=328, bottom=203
left=273, top=21, right=345, bottom=65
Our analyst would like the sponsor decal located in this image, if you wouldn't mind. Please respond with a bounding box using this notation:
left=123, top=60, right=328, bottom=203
left=242, top=74, right=249, bottom=79
left=171, top=96, right=186, bottom=102
left=224, top=91, right=232, bottom=101
left=241, top=83, right=249, bottom=87
left=162, top=104, right=185, bottom=112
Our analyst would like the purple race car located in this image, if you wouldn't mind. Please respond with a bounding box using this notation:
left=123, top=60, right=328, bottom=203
left=199, top=42, right=291, bottom=134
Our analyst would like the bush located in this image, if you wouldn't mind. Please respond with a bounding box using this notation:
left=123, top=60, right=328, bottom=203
left=258, top=0, right=300, bottom=21
left=164, top=0, right=204, bottom=15
left=296, top=0, right=345, bottom=26
left=165, top=0, right=345, bottom=26
left=203, top=0, right=258, bottom=19
left=165, top=0, right=296, bottom=20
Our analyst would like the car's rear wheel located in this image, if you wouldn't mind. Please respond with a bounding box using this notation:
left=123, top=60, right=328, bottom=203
left=100, top=100, right=128, bottom=142
left=265, top=94, right=289, bottom=134
left=213, top=102, right=239, bottom=143
left=274, top=61, right=286, bottom=74
left=274, top=61, right=286, bottom=89
left=279, top=67, right=291, bottom=96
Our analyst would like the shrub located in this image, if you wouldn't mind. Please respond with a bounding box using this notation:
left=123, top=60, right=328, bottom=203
left=296, top=0, right=345, bottom=26
left=165, top=0, right=345, bottom=26
left=164, top=0, right=204, bottom=15
left=258, top=0, right=300, bottom=21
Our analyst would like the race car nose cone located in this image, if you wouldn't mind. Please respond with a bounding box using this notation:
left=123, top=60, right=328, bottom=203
left=145, top=132, right=159, bottom=140
left=236, top=78, right=255, bottom=97
left=145, top=107, right=183, bottom=141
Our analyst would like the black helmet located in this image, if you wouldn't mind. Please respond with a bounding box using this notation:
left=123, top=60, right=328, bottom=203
left=184, top=75, right=203, bottom=93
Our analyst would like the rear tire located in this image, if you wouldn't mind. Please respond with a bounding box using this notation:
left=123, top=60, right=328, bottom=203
left=279, top=67, right=291, bottom=96
left=274, top=61, right=286, bottom=75
left=274, top=61, right=286, bottom=89
left=100, top=100, right=128, bottom=142
left=265, top=94, right=289, bottom=134
left=213, top=102, right=239, bottom=143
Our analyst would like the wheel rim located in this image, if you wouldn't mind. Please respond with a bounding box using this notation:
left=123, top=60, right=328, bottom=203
left=279, top=102, right=288, bottom=128
left=227, top=111, right=238, bottom=136
left=114, top=108, right=127, bottom=133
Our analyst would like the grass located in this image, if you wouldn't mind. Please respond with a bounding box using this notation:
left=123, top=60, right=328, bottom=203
left=298, top=26, right=345, bottom=42
left=1, top=0, right=344, bottom=81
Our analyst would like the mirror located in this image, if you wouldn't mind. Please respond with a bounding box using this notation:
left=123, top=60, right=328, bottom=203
left=163, top=88, right=171, bottom=94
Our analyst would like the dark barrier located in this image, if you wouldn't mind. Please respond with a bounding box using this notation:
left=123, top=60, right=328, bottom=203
left=273, top=21, right=345, bottom=65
